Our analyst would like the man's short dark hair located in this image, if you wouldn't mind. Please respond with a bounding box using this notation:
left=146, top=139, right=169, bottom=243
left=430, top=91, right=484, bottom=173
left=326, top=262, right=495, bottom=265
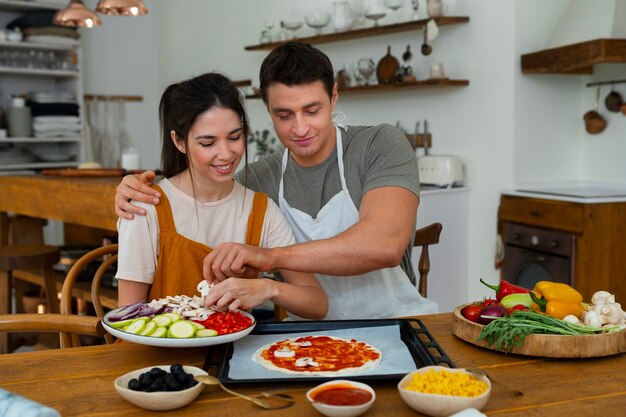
left=259, top=42, right=335, bottom=104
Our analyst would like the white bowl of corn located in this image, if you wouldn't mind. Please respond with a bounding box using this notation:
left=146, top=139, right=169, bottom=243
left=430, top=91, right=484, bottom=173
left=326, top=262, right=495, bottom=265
left=397, top=366, right=491, bottom=417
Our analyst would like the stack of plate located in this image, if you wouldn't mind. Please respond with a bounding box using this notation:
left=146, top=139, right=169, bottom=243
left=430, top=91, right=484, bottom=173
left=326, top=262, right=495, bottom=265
left=0, top=148, right=37, bottom=165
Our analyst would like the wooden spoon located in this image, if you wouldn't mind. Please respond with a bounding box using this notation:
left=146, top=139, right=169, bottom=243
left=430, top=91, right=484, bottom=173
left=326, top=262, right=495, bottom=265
left=421, top=26, right=432, bottom=55
left=195, top=375, right=271, bottom=409
left=402, top=44, right=412, bottom=62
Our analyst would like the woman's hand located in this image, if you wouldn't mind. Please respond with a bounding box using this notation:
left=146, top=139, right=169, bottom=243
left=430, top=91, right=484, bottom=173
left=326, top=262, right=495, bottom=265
left=115, top=170, right=161, bottom=219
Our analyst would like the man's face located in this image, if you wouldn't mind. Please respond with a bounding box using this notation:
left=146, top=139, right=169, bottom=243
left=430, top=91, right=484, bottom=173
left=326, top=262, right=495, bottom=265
left=266, top=80, right=338, bottom=167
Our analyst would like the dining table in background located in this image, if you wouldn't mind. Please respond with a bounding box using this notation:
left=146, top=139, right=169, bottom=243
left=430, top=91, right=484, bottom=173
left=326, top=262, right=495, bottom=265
left=0, top=313, right=625, bottom=417
left=0, top=174, right=120, bottom=246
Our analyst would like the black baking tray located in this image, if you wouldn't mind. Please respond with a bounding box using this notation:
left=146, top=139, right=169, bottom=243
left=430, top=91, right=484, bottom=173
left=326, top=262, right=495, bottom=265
left=202, top=319, right=455, bottom=384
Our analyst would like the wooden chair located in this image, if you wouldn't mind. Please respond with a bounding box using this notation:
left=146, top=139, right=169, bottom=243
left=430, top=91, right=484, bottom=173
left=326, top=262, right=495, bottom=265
left=61, top=244, right=119, bottom=346
left=0, top=244, right=60, bottom=353
left=414, top=222, right=443, bottom=298
left=0, top=244, right=118, bottom=350
left=0, top=314, right=104, bottom=349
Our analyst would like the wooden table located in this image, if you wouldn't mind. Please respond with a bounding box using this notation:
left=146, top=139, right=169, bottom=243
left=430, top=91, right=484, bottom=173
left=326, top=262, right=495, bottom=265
left=0, top=175, right=120, bottom=317
left=0, top=175, right=119, bottom=245
left=1, top=314, right=625, bottom=416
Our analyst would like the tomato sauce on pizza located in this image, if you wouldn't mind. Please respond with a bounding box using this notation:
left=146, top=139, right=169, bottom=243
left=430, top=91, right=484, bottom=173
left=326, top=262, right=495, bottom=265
left=258, top=335, right=381, bottom=373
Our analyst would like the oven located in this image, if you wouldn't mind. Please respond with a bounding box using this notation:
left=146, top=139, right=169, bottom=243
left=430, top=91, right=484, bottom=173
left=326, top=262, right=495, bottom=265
left=501, top=223, right=575, bottom=290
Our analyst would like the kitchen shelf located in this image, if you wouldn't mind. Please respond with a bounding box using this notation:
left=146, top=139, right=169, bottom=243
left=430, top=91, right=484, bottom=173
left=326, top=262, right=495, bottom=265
left=521, top=38, right=626, bottom=74
left=0, top=1, right=85, bottom=173
left=244, top=78, right=469, bottom=99
left=339, top=78, right=469, bottom=93
left=0, top=0, right=62, bottom=12
left=3, top=136, right=82, bottom=143
left=0, top=161, right=78, bottom=170
left=0, top=40, right=78, bottom=51
left=0, top=66, right=79, bottom=77
left=244, top=16, right=470, bottom=51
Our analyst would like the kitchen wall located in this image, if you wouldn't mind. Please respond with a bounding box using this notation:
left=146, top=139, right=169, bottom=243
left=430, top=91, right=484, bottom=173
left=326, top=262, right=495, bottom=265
left=81, top=2, right=161, bottom=171
left=514, top=0, right=626, bottom=185
left=81, top=0, right=626, bottom=305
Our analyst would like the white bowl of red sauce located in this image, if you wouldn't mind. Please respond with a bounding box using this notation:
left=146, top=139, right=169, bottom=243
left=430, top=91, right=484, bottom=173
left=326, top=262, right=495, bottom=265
left=306, top=380, right=375, bottom=417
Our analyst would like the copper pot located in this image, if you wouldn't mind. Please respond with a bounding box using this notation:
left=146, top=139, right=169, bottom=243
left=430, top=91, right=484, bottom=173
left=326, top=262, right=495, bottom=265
left=605, top=89, right=623, bottom=112
left=584, top=88, right=607, bottom=134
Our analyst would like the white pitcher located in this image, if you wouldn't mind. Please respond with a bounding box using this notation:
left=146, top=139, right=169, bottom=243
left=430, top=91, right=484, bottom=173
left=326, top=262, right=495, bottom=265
left=332, top=1, right=354, bottom=32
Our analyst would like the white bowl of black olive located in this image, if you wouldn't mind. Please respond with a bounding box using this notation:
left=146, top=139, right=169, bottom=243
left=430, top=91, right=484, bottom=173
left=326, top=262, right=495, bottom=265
left=114, top=364, right=207, bottom=411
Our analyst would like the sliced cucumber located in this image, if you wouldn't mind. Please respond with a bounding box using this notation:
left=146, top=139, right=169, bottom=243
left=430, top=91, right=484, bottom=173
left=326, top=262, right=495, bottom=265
left=152, top=314, right=172, bottom=328
left=108, top=318, right=135, bottom=329
left=167, top=320, right=196, bottom=338
left=139, top=320, right=157, bottom=336
left=163, top=312, right=181, bottom=323
left=151, top=327, right=168, bottom=338
left=190, top=321, right=206, bottom=330
left=125, top=319, right=147, bottom=335
left=196, top=329, right=218, bottom=338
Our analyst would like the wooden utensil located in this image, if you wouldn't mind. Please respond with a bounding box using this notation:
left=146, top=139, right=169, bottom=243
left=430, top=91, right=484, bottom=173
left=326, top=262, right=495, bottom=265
left=421, top=25, right=432, bottom=55
left=376, top=46, right=400, bottom=84
left=194, top=375, right=270, bottom=409
left=402, top=44, right=412, bottom=62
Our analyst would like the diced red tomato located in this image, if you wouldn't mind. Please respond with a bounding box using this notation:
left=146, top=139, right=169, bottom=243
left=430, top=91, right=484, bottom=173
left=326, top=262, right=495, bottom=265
left=192, top=311, right=252, bottom=335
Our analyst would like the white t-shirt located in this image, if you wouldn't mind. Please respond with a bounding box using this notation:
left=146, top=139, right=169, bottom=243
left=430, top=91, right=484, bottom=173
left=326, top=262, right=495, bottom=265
left=115, top=178, right=296, bottom=284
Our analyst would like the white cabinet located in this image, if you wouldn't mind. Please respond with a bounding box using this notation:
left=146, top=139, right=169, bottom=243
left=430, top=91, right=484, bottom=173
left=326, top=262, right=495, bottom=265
left=0, top=0, right=84, bottom=171
left=413, top=187, right=470, bottom=313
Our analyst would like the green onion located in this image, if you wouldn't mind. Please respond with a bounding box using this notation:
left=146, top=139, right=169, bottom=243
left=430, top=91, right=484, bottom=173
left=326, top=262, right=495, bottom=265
left=477, top=310, right=617, bottom=352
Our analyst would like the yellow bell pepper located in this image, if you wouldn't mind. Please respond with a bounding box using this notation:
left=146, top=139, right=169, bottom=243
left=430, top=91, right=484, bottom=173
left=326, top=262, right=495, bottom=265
left=529, top=281, right=584, bottom=319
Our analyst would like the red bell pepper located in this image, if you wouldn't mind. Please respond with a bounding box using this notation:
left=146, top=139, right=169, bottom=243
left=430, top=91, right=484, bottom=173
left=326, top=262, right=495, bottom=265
left=480, top=278, right=530, bottom=302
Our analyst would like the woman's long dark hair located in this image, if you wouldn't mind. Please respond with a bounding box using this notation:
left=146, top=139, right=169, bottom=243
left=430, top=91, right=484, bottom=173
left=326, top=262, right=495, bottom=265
left=159, top=73, right=250, bottom=179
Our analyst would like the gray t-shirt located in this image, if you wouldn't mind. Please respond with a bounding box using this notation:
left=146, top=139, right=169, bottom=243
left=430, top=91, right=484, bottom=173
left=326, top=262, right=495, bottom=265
left=236, top=123, right=420, bottom=284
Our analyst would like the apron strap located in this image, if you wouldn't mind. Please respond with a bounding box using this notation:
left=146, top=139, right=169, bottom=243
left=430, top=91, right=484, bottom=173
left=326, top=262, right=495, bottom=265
left=245, top=192, right=268, bottom=247
left=334, top=125, right=350, bottom=193
left=152, top=184, right=176, bottom=233
left=279, top=125, right=349, bottom=199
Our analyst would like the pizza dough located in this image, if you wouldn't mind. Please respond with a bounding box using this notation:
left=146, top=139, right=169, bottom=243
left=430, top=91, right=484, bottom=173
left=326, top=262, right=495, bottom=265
left=253, top=335, right=382, bottom=376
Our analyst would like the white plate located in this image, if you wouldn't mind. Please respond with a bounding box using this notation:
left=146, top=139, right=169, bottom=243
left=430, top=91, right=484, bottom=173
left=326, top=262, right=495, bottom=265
left=103, top=308, right=256, bottom=348
left=37, top=153, right=75, bottom=162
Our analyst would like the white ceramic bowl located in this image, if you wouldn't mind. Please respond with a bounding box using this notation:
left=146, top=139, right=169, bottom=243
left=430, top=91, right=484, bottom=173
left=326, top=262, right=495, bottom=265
left=114, top=365, right=207, bottom=411
left=306, top=380, right=375, bottom=417
left=397, top=366, right=491, bottom=417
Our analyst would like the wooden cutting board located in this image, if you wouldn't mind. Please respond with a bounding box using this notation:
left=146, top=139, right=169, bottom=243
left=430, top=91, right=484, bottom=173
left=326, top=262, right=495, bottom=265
left=452, top=304, right=626, bottom=358
left=376, top=46, right=399, bottom=85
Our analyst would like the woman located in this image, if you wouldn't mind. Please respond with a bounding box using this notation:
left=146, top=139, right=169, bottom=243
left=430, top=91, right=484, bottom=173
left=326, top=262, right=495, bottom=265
left=115, top=73, right=327, bottom=320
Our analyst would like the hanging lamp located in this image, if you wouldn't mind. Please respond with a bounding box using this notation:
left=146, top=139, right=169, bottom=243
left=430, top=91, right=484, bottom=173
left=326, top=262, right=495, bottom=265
left=95, top=0, right=149, bottom=16
left=53, top=0, right=102, bottom=28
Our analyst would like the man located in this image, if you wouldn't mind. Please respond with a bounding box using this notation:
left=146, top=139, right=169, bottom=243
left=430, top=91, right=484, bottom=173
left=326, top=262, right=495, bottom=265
left=115, top=42, right=438, bottom=319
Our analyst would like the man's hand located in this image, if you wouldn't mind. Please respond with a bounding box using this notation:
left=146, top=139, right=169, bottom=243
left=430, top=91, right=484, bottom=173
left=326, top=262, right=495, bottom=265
left=203, top=243, right=273, bottom=282
left=203, top=278, right=276, bottom=311
left=115, top=171, right=160, bottom=219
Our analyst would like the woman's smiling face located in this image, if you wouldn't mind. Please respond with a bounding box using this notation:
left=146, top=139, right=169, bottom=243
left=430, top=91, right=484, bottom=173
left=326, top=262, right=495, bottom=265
left=173, top=106, right=245, bottom=186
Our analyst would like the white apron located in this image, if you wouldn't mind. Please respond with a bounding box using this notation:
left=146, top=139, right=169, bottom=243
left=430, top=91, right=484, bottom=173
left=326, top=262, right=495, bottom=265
left=279, top=126, right=438, bottom=320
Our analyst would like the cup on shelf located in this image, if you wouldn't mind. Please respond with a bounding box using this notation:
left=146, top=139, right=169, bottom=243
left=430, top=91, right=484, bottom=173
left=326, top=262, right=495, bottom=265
left=429, top=63, right=446, bottom=79
left=7, top=98, right=32, bottom=137
left=121, top=147, right=140, bottom=170
left=426, top=0, right=447, bottom=17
